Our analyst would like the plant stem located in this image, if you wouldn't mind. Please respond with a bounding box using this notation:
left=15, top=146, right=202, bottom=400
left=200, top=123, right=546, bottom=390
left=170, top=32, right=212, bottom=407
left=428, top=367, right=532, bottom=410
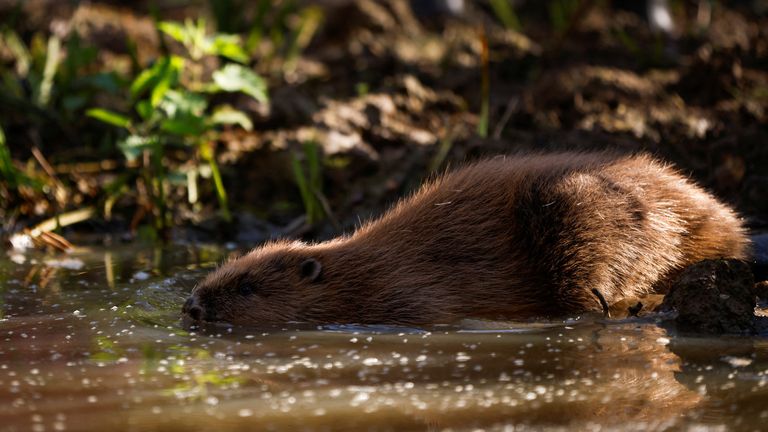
left=477, top=27, right=490, bottom=138
left=200, top=140, right=231, bottom=222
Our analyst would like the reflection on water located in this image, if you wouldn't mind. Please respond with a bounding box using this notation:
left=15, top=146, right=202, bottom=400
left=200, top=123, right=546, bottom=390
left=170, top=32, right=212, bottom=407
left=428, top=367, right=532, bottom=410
left=0, top=245, right=766, bottom=431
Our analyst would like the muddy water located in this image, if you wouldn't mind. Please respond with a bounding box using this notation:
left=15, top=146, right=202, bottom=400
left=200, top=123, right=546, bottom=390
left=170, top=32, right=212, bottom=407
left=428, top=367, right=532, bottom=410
left=0, top=245, right=767, bottom=432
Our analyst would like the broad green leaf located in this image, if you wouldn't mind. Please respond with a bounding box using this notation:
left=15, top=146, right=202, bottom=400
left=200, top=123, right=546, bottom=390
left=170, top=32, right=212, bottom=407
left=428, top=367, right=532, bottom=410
left=158, top=21, right=188, bottom=45
left=158, top=90, right=207, bottom=117
left=159, top=19, right=214, bottom=60
left=130, top=56, right=184, bottom=100
left=159, top=19, right=248, bottom=63
left=210, top=106, right=252, bottom=130
left=150, top=76, right=172, bottom=107
left=86, top=108, right=131, bottom=128
left=118, top=134, right=159, bottom=161
left=131, top=66, right=157, bottom=97
left=136, top=100, right=152, bottom=119
left=158, top=90, right=208, bottom=136
left=210, top=35, right=249, bottom=63
left=161, top=114, right=206, bottom=136
left=211, top=64, right=268, bottom=103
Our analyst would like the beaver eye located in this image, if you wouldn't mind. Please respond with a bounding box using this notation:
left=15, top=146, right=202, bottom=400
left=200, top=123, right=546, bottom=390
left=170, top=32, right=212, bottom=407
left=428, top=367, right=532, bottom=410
left=238, top=282, right=255, bottom=296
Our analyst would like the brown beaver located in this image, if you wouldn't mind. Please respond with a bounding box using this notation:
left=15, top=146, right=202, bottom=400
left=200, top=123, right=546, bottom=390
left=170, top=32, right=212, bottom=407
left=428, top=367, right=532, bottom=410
left=183, top=152, right=749, bottom=326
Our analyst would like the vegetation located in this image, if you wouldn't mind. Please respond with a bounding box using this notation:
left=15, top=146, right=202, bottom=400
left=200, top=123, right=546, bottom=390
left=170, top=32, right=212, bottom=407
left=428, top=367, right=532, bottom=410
left=88, top=18, right=269, bottom=230
left=1, top=0, right=766, bottom=245
left=1, top=1, right=319, bottom=240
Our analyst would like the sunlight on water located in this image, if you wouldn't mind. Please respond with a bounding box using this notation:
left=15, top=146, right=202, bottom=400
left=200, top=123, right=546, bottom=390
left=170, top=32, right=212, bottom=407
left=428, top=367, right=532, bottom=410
left=0, top=245, right=766, bottom=431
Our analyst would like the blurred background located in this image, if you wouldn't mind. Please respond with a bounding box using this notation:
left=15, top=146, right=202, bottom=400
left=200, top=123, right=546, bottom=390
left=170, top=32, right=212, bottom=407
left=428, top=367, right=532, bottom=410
left=1, top=0, right=766, bottom=247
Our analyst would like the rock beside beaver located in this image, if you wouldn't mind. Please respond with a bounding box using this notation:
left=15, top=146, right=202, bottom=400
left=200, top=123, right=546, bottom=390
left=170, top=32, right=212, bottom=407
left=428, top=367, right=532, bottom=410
left=660, top=259, right=759, bottom=334
left=184, top=152, right=749, bottom=326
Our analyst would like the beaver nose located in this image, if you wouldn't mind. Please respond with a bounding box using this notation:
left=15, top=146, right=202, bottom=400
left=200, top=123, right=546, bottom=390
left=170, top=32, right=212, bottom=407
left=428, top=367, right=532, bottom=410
left=182, top=296, right=205, bottom=321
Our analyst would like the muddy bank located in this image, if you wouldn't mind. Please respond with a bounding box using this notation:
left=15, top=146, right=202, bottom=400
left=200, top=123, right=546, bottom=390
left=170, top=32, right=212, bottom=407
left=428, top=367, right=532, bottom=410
left=1, top=1, right=767, bottom=243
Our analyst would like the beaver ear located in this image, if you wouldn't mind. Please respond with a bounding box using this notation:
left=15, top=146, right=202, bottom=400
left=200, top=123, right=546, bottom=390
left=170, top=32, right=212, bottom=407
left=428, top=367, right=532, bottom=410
left=300, top=258, right=322, bottom=282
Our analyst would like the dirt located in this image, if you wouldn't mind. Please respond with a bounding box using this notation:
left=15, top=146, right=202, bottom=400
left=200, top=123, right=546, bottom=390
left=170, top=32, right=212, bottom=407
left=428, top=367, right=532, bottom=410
left=1, top=1, right=767, bottom=241
left=221, top=0, right=768, bottom=240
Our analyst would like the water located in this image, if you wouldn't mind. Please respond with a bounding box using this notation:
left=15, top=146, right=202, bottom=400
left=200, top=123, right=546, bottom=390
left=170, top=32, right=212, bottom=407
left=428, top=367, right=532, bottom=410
left=1, top=245, right=766, bottom=431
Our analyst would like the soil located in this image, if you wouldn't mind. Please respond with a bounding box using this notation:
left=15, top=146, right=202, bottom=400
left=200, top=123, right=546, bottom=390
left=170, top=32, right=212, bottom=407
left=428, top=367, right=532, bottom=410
left=1, top=0, right=767, bottom=242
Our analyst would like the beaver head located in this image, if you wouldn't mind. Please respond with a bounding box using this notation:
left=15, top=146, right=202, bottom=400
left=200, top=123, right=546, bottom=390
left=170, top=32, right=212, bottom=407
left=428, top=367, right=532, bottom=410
left=182, top=241, right=326, bottom=326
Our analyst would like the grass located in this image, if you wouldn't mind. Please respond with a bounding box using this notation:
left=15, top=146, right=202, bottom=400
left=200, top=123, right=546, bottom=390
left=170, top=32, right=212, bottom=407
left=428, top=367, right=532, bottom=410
left=291, top=141, right=326, bottom=225
left=477, top=28, right=490, bottom=138
left=489, top=0, right=522, bottom=31
left=549, top=0, right=582, bottom=35
left=0, top=124, right=42, bottom=192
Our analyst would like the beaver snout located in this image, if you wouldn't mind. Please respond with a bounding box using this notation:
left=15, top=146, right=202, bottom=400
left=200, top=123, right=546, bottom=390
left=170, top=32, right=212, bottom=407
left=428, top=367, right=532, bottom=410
left=182, top=296, right=206, bottom=321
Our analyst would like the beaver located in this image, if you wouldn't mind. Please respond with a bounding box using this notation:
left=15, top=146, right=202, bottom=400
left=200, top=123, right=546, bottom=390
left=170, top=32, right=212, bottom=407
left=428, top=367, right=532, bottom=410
left=183, top=152, right=749, bottom=326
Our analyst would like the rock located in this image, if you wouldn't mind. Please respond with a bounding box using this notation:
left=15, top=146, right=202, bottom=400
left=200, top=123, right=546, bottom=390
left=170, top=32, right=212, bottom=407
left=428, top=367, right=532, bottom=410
left=661, top=259, right=756, bottom=334
left=755, top=280, right=768, bottom=301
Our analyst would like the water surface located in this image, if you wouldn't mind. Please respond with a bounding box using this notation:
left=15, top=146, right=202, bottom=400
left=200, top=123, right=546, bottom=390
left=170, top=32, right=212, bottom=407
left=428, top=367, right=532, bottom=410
left=1, top=245, right=767, bottom=431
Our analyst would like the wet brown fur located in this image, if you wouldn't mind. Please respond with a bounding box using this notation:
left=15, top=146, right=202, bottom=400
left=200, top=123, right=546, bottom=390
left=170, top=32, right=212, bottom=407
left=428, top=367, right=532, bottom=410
left=189, top=152, right=749, bottom=326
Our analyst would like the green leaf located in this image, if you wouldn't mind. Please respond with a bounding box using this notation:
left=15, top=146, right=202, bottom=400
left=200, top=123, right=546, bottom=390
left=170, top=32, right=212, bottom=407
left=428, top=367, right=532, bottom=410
left=489, top=0, right=522, bottom=31
left=158, top=90, right=207, bottom=117
left=210, top=106, right=252, bottom=130
left=161, top=114, right=206, bottom=136
left=130, top=56, right=184, bottom=101
left=150, top=76, right=173, bottom=107
left=159, top=18, right=248, bottom=63
left=86, top=108, right=132, bottom=128
left=157, top=21, right=188, bottom=45
left=1, top=29, right=31, bottom=77
left=131, top=67, right=156, bottom=98
left=157, top=90, right=208, bottom=136
left=136, top=100, right=152, bottom=120
left=158, top=19, right=213, bottom=61
left=211, top=64, right=268, bottom=103
left=36, top=35, right=61, bottom=107
left=117, top=135, right=159, bottom=161
left=210, top=35, right=249, bottom=63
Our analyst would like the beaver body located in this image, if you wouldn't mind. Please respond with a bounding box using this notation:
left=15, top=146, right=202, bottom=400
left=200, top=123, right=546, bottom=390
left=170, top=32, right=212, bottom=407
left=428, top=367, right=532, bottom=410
left=184, top=152, right=749, bottom=325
